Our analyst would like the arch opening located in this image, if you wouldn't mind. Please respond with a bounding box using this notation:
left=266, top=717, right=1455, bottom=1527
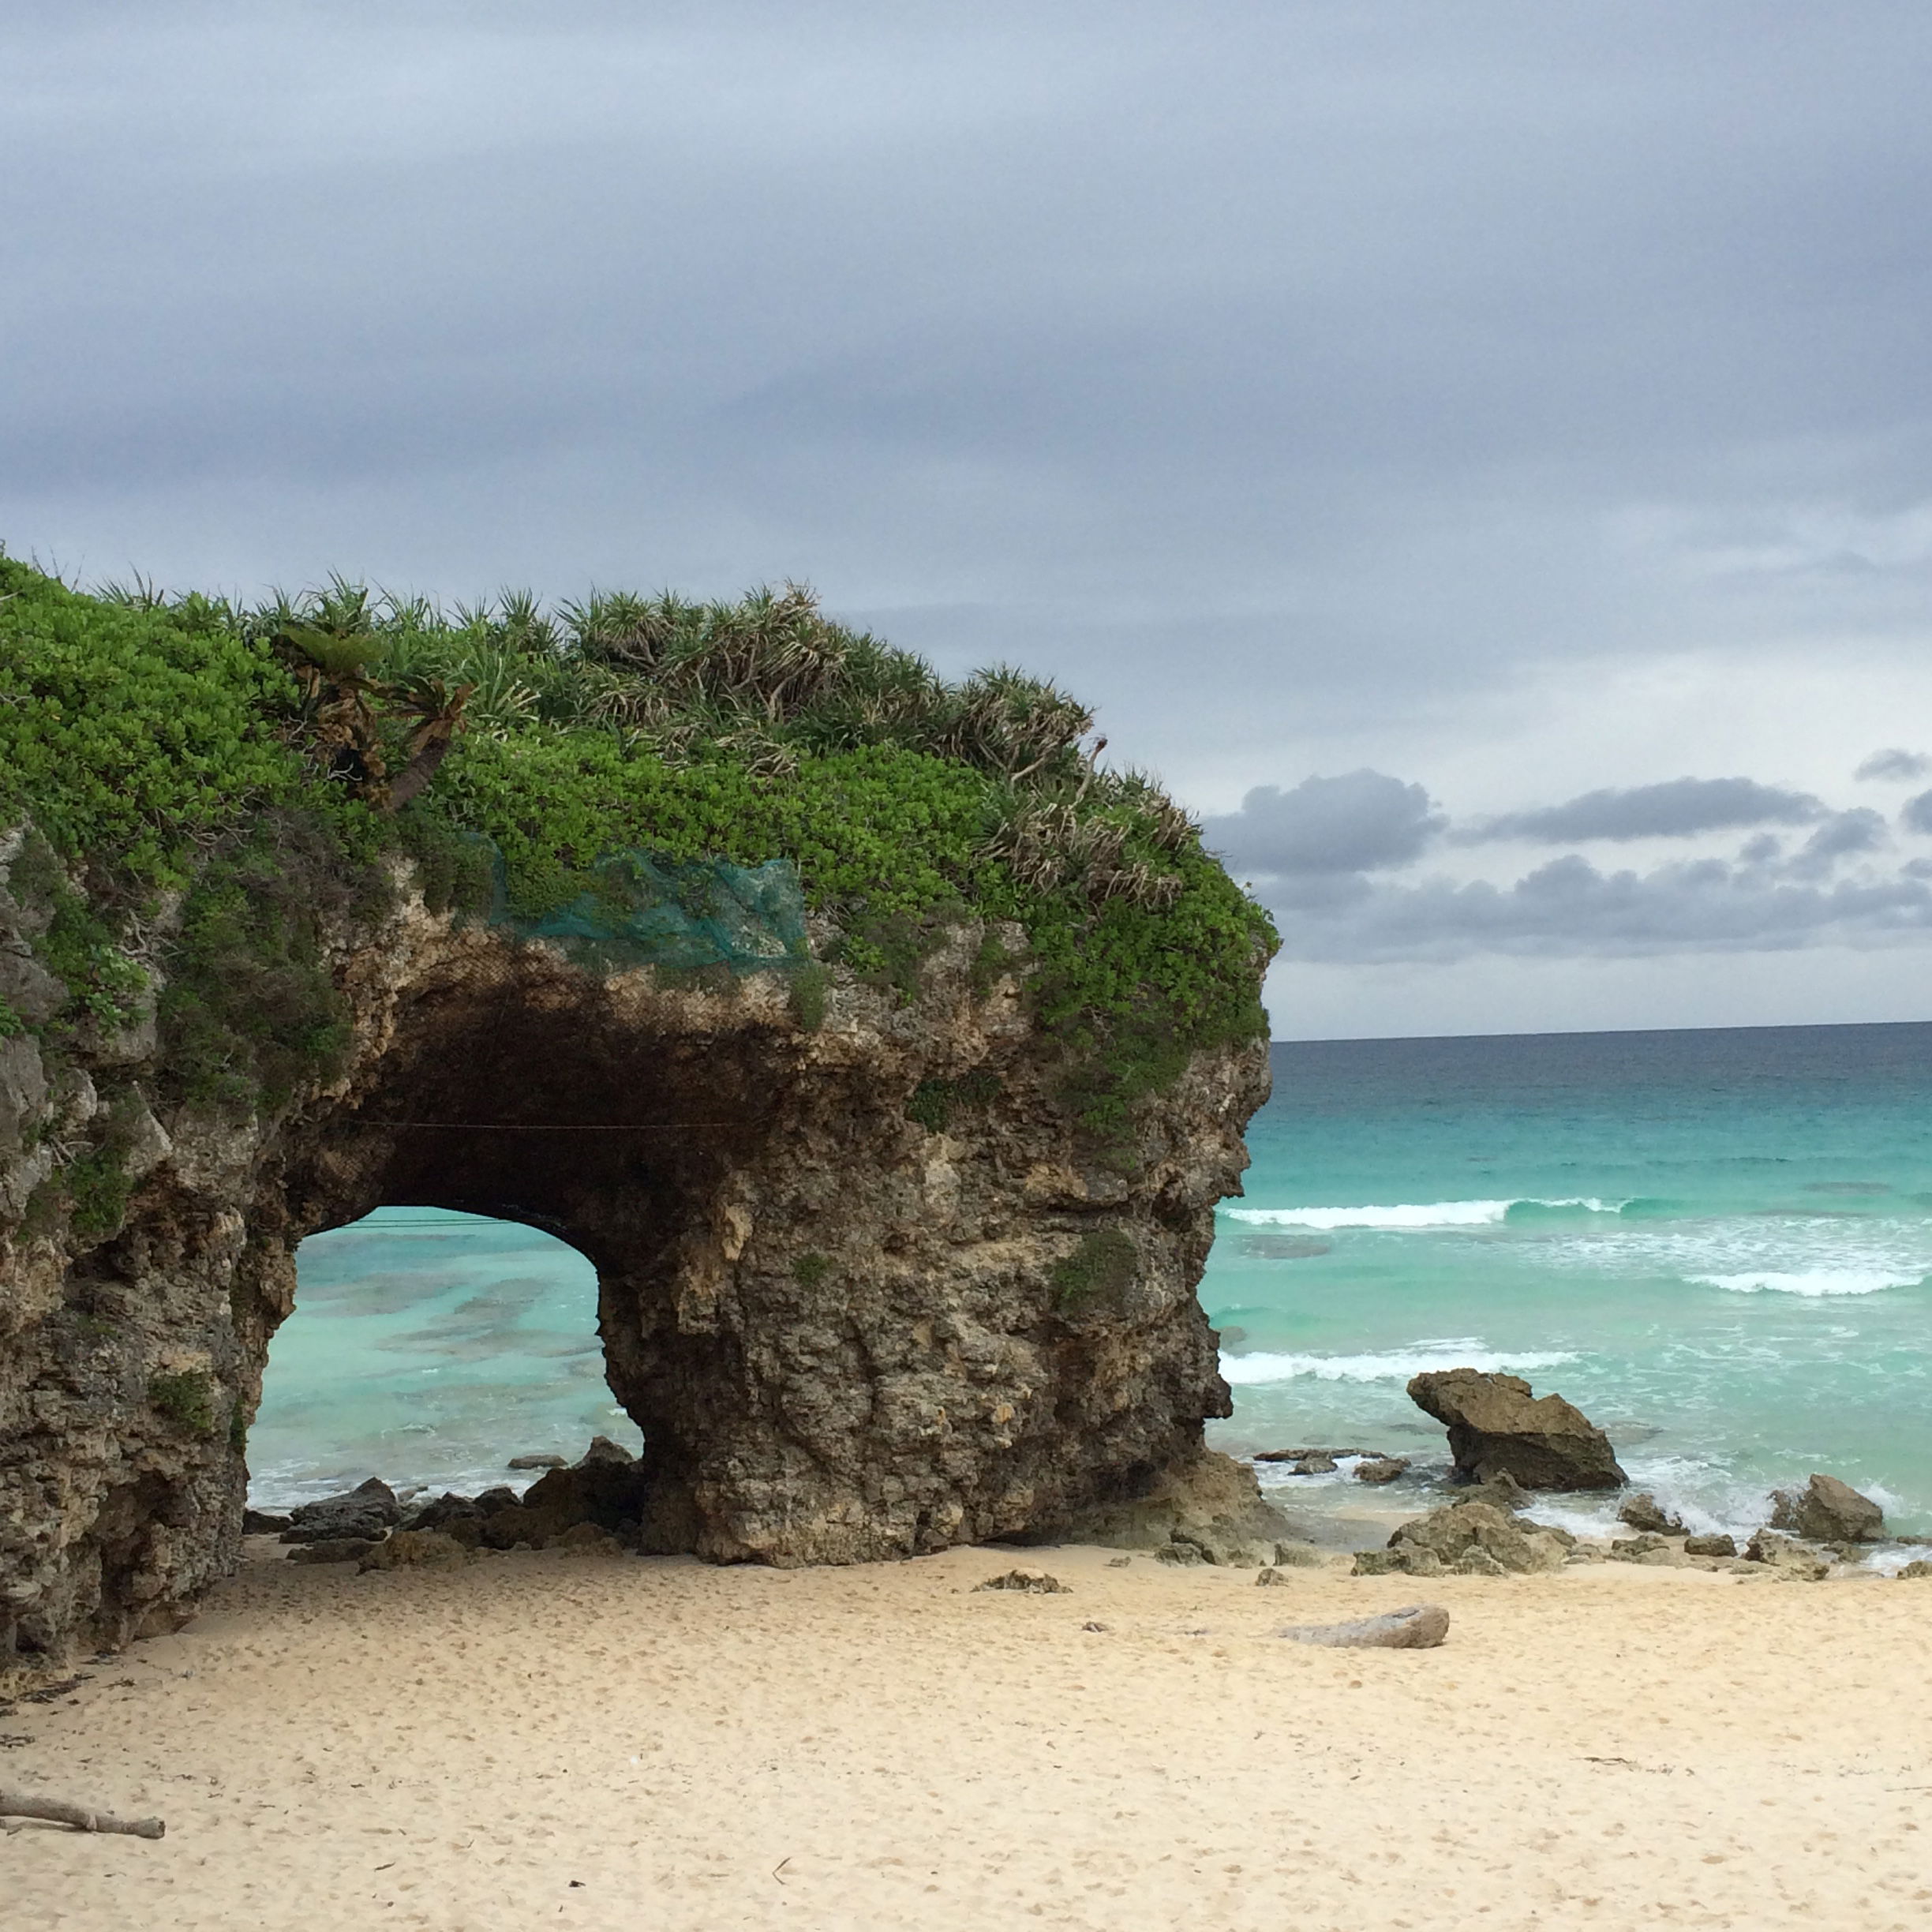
left=250, top=1208, right=640, bottom=1515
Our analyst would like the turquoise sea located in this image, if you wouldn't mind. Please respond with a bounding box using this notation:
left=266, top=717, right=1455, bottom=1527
left=254, top=1020, right=1932, bottom=1557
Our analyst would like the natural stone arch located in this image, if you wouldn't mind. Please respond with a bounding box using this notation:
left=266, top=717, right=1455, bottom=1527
left=0, top=899, right=1265, bottom=1666
left=236, top=909, right=1263, bottom=1567
left=0, top=560, right=1279, bottom=1676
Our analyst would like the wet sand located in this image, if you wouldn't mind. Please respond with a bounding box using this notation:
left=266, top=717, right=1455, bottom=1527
left=6, top=1541, right=1930, bottom=1930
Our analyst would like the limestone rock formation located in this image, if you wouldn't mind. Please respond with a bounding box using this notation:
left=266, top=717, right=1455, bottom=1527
left=0, top=878, right=1268, bottom=1674
left=1769, top=1473, right=1883, bottom=1544
left=1351, top=1500, right=1574, bottom=1577
left=1406, top=1368, right=1627, bottom=1491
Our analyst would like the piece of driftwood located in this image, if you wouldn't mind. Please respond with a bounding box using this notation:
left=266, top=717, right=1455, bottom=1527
left=1276, top=1602, right=1450, bottom=1649
left=0, top=1788, right=165, bottom=1838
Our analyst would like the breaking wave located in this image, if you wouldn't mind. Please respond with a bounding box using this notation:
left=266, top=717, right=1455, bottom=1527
left=1219, top=1339, right=1578, bottom=1385
left=1692, top=1269, right=1923, bottom=1297
left=1223, top=1198, right=1628, bottom=1231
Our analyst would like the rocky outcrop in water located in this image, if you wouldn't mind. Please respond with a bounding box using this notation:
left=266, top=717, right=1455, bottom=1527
left=0, top=866, right=1268, bottom=1677
left=1406, top=1368, right=1627, bottom=1491
left=1769, top=1473, right=1883, bottom=1544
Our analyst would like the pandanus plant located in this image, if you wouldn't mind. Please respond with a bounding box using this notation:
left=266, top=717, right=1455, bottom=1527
left=271, top=594, right=471, bottom=811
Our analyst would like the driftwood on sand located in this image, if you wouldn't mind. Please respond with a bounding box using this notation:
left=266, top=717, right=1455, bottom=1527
left=0, top=1789, right=165, bottom=1838
left=1276, top=1603, right=1450, bottom=1649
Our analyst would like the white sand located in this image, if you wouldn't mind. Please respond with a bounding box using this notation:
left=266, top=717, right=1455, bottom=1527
left=7, top=1541, right=1930, bottom=1930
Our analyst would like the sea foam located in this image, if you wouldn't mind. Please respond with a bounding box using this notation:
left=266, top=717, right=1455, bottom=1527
left=1223, top=1198, right=1624, bottom=1230
left=1219, top=1339, right=1578, bottom=1384
left=1691, top=1269, right=1923, bottom=1297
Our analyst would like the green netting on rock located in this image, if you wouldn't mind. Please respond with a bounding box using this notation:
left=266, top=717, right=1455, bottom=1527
left=490, top=849, right=811, bottom=977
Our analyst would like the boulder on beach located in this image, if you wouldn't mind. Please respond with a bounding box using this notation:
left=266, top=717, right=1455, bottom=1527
left=1899, top=1559, right=1932, bottom=1580
left=1609, top=1533, right=1679, bottom=1566
left=279, top=1477, right=402, bottom=1545
left=1406, top=1368, right=1627, bottom=1491
left=1769, top=1473, right=1883, bottom=1544
left=1618, top=1492, right=1685, bottom=1536
left=242, top=1509, right=290, bottom=1535
left=1351, top=1499, right=1574, bottom=1578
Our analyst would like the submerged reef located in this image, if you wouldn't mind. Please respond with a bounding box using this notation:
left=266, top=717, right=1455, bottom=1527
left=0, top=559, right=1275, bottom=1674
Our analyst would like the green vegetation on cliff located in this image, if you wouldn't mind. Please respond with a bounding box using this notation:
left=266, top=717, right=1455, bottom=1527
left=0, top=556, right=1274, bottom=1131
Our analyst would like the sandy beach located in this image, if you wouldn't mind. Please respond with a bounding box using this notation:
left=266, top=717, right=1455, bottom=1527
left=6, top=1541, right=1929, bottom=1931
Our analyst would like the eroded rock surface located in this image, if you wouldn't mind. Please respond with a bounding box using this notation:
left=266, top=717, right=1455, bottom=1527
left=1407, top=1368, right=1627, bottom=1491
left=1, top=874, right=1268, bottom=1676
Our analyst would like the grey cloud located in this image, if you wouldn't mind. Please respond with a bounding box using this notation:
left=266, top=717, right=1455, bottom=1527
left=1903, top=790, right=1932, bottom=835
left=1202, top=771, right=1444, bottom=878
left=1265, top=852, right=1932, bottom=964
left=1856, top=748, right=1932, bottom=781
left=1464, top=777, right=1827, bottom=844
left=1784, top=808, right=1888, bottom=879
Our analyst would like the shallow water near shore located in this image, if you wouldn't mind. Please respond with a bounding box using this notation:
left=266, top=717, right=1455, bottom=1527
left=254, top=1020, right=1932, bottom=1550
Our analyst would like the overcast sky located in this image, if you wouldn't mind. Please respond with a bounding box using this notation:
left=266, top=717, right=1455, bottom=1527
left=9, top=2, right=1932, bottom=1039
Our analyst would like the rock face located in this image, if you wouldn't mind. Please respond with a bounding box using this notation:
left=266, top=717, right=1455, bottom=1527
left=1406, top=1369, right=1627, bottom=1491
left=1352, top=1500, right=1574, bottom=1577
left=0, top=874, right=1269, bottom=1676
left=1769, top=1474, right=1883, bottom=1544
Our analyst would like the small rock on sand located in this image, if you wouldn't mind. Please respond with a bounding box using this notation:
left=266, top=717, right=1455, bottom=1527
left=358, top=1530, right=468, bottom=1571
left=1898, top=1559, right=1932, bottom=1579
left=287, top=1537, right=381, bottom=1565
left=975, top=1568, right=1069, bottom=1594
left=1683, top=1532, right=1737, bottom=1558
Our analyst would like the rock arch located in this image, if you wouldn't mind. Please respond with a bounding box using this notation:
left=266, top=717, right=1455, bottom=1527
left=3, top=893, right=1267, bottom=1666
